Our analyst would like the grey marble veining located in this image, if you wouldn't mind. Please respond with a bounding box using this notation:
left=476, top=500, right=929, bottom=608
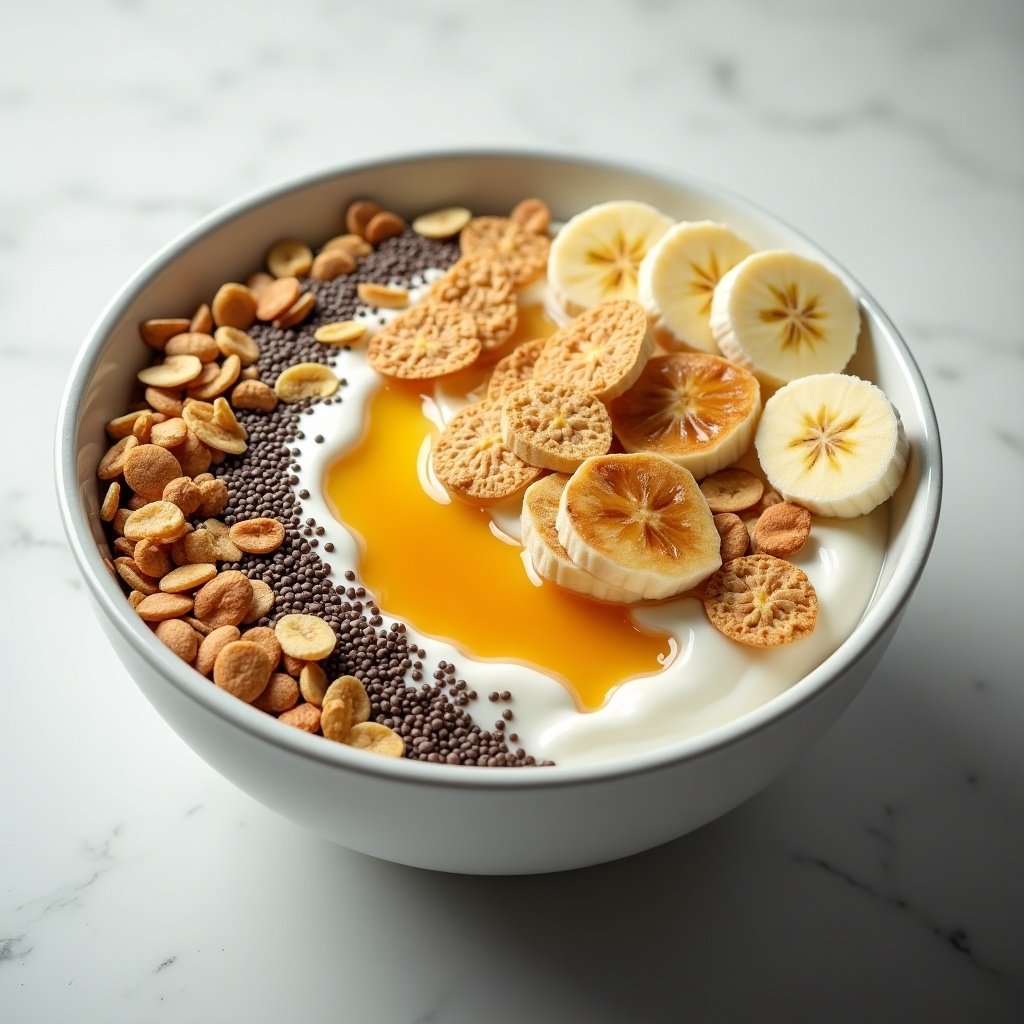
left=3, top=0, right=1023, bottom=1020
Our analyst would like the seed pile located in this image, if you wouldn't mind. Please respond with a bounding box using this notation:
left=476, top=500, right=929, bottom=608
left=98, top=207, right=552, bottom=767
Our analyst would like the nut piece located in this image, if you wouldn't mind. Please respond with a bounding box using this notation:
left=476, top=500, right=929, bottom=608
left=162, top=476, right=203, bottom=515
left=241, top=626, right=282, bottom=671
left=253, top=673, right=300, bottom=714
left=278, top=703, right=322, bottom=733
left=356, top=282, right=409, bottom=309
left=146, top=387, right=185, bottom=417
left=159, top=562, right=218, bottom=593
left=214, top=326, right=260, bottom=366
left=100, top=481, right=121, bottom=521
left=274, top=362, right=340, bottom=403
left=229, top=517, right=286, bottom=555
left=123, top=501, right=188, bottom=542
left=135, top=592, right=194, bottom=622
left=242, top=579, right=275, bottom=623
left=713, top=512, right=749, bottom=562
left=231, top=379, right=278, bottom=411
left=322, top=675, right=371, bottom=725
left=364, top=211, right=407, bottom=246
left=510, top=197, right=552, bottom=235
left=699, top=468, right=764, bottom=513
left=137, top=354, right=204, bottom=389
left=267, top=239, right=313, bottom=279
left=256, top=276, right=301, bottom=321
left=320, top=700, right=353, bottom=742
left=313, top=320, right=367, bottom=346
left=97, top=436, right=139, bottom=481
left=310, top=248, right=356, bottom=281
left=187, top=354, right=241, bottom=401
left=211, top=283, right=257, bottom=330
left=106, top=410, right=149, bottom=440
left=275, top=614, right=336, bottom=661
left=134, top=537, right=172, bottom=578
left=323, top=233, right=372, bottom=258
left=345, top=199, right=382, bottom=239
left=154, top=619, right=199, bottom=663
left=150, top=417, right=188, bottom=449
left=213, top=640, right=273, bottom=702
left=140, top=318, right=191, bottom=350
left=196, top=477, right=229, bottom=517
left=190, top=303, right=214, bottom=334
left=193, top=570, right=255, bottom=628
left=165, top=332, right=220, bottom=362
left=753, top=502, right=812, bottom=558
left=272, top=291, right=316, bottom=329
left=123, top=444, right=184, bottom=500
left=298, top=663, right=329, bottom=707
left=344, top=722, right=405, bottom=758
left=115, top=557, right=160, bottom=595
left=195, top=624, right=241, bottom=676
left=412, top=206, right=472, bottom=239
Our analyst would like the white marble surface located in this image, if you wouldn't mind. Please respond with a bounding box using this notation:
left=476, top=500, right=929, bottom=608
left=3, top=0, right=1023, bottom=1019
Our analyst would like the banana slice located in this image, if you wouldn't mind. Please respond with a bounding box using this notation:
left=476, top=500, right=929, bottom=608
left=709, top=250, right=860, bottom=384
left=547, top=200, right=674, bottom=317
left=521, top=475, right=646, bottom=604
left=609, top=352, right=761, bottom=479
left=637, top=221, right=755, bottom=353
left=754, top=373, right=909, bottom=517
left=556, top=453, right=722, bottom=600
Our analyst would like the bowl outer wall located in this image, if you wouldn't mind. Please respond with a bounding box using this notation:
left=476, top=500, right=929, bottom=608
left=56, top=150, right=941, bottom=873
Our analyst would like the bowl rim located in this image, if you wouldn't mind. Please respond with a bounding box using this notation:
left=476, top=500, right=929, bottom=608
left=55, top=146, right=942, bottom=791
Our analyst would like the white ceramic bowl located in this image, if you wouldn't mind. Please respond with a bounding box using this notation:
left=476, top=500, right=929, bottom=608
left=56, top=151, right=941, bottom=874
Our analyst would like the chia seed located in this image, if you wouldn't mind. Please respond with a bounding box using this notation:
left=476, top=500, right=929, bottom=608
left=206, top=229, right=551, bottom=767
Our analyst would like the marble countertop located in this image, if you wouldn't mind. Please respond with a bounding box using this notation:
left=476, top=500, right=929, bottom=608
left=4, top=0, right=1023, bottom=1020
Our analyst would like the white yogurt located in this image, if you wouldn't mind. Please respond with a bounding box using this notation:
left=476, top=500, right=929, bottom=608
left=294, top=278, right=888, bottom=767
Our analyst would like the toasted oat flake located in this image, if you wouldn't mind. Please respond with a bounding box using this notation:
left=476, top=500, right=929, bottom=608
left=345, top=200, right=382, bottom=239
left=426, top=253, right=518, bottom=356
left=243, top=579, right=275, bottom=623
left=229, top=517, right=286, bottom=555
left=214, top=326, right=260, bottom=365
left=212, top=283, right=257, bottom=330
left=159, top=562, right=218, bottom=593
left=123, top=500, right=188, bottom=542
left=140, top=318, right=191, bottom=350
left=231, top=379, right=278, bottom=411
left=501, top=380, right=613, bottom=472
left=256, top=277, right=301, bottom=321
left=367, top=302, right=480, bottom=380
left=135, top=592, right=194, bottom=622
left=273, top=291, right=316, bottom=329
left=460, top=216, right=550, bottom=287
left=364, top=210, right=407, bottom=246
left=704, top=553, right=818, bottom=647
left=310, top=248, right=355, bottom=281
left=432, top=400, right=543, bottom=505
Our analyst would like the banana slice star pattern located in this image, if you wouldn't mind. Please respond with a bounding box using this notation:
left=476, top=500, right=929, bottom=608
left=556, top=453, right=722, bottom=600
left=547, top=200, right=674, bottom=317
left=637, top=221, right=755, bottom=354
left=521, top=474, right=646, bottom=604
left=709, top=250, right=860, bottom=385
left=609, top=352, right=762, bottom=479
left=754, top=372, right=909, bottom=518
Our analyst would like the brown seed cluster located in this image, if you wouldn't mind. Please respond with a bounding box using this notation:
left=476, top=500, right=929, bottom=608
left=97, top=207, right=552, bottom=767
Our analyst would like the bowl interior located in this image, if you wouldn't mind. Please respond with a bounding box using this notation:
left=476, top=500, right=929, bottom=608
left=58, top=151, right=941, bottom=784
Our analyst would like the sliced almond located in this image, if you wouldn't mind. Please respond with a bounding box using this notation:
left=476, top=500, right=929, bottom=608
left=159, top=562, right=218, bottom=593
left=267, top=239, right=313, bottom=279
left=255, top=277, right=301, bottom=321
left=313, top=320, right=367, bottom=346
left=272, top=291, right=316, bottom=329
left=214, top=326, right=260, bottom=366
left=412, top=206, right=472, bottom=239
left=186, top=354, right=241, bottom=401
left=322, top=233, right=372, bottom=258
left=97, top=436, right=139, bottom=481
left=123, top=500, right=189, bottom=542
left=135, top=592, right=194, bottom=622
left=364, top=211, right=406, bottom=246
left=356, top=282, right=408, bottom=309
left=274, top=363, right=340, bottom=403
left=165, top=332, right=220, bottom=362
left=137, top=354, right=203, bottom=389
